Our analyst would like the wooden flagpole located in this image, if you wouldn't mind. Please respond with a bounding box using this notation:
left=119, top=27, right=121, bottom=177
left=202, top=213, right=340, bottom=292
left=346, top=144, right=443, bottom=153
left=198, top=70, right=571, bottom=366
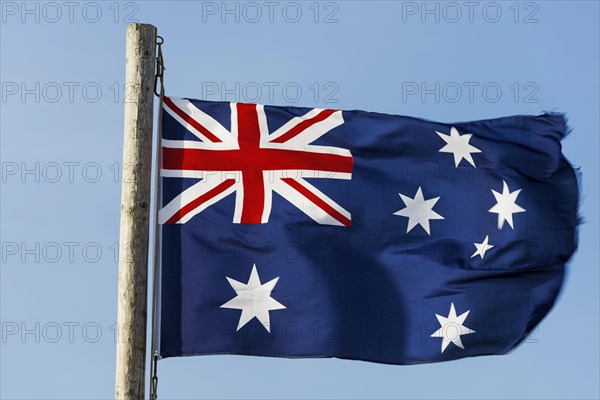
left=115, top=23, right=157, bottom=400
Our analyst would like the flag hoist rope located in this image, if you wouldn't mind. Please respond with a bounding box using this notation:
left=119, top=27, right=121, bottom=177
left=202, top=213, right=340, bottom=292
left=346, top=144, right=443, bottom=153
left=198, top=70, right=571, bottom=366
left=150, top=34, right=164, bottom=400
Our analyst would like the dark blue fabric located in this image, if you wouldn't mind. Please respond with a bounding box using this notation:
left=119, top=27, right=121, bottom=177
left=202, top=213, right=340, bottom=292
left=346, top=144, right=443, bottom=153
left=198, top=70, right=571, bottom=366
left=159, top=99, right=579, bottom=364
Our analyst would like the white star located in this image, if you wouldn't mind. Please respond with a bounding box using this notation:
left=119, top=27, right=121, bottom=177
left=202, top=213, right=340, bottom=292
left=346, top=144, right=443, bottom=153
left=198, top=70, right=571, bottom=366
left=431, top=303, right=475, bottom=353
left=471, top=235, right=494, bottom=259
left=221, top=264, right=285, bottom=333
left=489, top=180, right=526, bottom=229
left=436, top=127, right=482, bottom=167
left=393, top=187, right=444, bottom=235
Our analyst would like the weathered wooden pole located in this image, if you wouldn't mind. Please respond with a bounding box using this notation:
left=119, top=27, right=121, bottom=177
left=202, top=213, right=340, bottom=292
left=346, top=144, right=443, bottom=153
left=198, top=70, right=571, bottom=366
left=115, top=23, right=156, bottom=400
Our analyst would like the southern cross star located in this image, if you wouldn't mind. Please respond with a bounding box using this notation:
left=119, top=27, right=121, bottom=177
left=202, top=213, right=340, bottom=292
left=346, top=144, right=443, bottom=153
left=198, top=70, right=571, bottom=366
left=436, top=127, right=482, bottom=167
left=394, top=187, right=444, bottom=235
left=471, top=235, right=494, bottom=259
left=221, top=264, right=285, bottom=333
left=489, top=180, right=526, bottom=229
left=431, top=303, right=476, bottom=353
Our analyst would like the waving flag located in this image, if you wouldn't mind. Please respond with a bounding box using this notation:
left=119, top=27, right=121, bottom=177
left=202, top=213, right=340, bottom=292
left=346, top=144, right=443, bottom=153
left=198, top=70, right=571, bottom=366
left=155, top=97, right=579, bottom=364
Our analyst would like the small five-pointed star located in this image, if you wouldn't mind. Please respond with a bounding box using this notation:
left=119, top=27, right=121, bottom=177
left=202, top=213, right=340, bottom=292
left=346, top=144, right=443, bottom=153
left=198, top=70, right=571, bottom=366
left=221, top=264, right=286, bottom=333
left=394, top=187, right=444, bottom=235
left=431, top=303, right=476, bottom=353
left=471, top=235, right=494, bottom=259
left=436, top=127, right=482, bottom=167
left=489, top=180, right=526, bottom=229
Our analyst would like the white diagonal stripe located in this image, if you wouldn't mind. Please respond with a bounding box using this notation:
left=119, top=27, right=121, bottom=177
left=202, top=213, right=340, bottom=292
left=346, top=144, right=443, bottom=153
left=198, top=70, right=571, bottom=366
left=272, top=176, right=350, bottom=226
left=265, top=110, right=345, bottom=151
left=268, top=108, right=323, bottom=141
left=165, top=97, right=235, bottom=145
left=159, top=173, right=239, bottom=224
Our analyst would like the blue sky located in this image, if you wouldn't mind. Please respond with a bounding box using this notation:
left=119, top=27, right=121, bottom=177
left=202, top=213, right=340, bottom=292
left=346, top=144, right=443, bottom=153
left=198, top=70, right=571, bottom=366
left=1, top=1, right=598, bottom=399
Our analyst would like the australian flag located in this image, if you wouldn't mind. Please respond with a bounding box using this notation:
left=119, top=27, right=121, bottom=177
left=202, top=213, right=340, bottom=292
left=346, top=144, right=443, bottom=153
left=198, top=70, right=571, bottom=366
left=155, top=97, right=579, bottom=364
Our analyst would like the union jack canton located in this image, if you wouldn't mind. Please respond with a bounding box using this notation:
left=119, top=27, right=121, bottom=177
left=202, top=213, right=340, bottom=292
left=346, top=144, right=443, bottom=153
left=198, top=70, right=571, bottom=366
left=159, top=97, right=353, bottom=226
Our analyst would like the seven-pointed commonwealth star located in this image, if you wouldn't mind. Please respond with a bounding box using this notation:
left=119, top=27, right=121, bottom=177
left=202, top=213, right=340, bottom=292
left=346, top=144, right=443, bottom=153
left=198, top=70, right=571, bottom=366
left=431, top=303, right=476, bottom=353
left=471, top=235, right=494, bottom=259
left=489, top=180, right=526, bottom=229
left=221, top=264, right=285, bottom=333
left=394, top=187, right=444, bottom=235
left=436, top=127, right=482, bottom=167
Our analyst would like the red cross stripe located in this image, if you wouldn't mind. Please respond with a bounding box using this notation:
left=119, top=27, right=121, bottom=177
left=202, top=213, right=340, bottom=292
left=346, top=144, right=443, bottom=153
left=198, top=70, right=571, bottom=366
left=159, top=97, right=354, bottom=226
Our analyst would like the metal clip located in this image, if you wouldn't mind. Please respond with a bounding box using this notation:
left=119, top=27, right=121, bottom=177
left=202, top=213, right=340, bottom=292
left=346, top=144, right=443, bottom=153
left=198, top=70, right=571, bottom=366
left=150, top=351, right=159, bottom=400
left=154, top=36, right=165, bottom=97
